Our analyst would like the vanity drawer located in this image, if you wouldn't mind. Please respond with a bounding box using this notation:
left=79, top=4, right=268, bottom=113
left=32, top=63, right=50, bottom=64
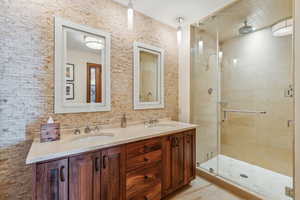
left=126, top=138, right=161, bottom=159
left=127, top=183, right=161, bottom=200
left=126, top=163, right=161, bottom=199
left=126, top=149, right=162, bottom=172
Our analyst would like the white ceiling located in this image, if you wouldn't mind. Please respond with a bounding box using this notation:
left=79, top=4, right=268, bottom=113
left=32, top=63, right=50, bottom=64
left=112, top=0, right=236, bottom=27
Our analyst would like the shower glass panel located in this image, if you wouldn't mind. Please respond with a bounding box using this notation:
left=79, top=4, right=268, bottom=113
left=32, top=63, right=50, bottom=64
left=191, top=0, right=294, bottom=199
left=190, top=22, right=219, bottom=175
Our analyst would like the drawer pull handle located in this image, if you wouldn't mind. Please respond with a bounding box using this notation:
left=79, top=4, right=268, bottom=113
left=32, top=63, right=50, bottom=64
left=103, top=155, right=108, bottom=169
left=144, top=157, right=149, bottom=162
left=171, top=137, right=176, bottom=147
left=95, top=157, right=100, bottom=172
left=144, top=145, right=150, bottom=152
left=60, top=166, right=65, bottom=182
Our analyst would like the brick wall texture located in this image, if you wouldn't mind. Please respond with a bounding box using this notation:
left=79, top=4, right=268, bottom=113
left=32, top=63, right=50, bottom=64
left=0, top=0, right=178, bottom=199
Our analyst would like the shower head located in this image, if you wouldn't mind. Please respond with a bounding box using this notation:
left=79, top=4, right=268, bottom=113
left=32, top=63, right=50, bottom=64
left=239, top=20, right=254, bottom=35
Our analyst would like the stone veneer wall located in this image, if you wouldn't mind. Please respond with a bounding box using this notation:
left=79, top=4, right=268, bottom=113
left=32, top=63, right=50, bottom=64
left=0, top=0, right=178, bottom=199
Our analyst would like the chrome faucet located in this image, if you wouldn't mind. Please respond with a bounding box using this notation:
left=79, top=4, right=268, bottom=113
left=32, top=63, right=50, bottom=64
left=144, top=118, right=159, bottom=128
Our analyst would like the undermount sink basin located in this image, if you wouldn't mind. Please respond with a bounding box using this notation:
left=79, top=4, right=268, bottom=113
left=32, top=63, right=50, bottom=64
left=68, top=132, right=115, bottom=143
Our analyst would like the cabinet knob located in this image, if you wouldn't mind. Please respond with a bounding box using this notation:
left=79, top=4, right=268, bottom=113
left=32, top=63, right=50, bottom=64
left=144, top=196, right=148, bottom=200
left=144, top=157, right=149, bottom=162
left=144, top=175, right=148, bottom=180
left=60, top=166, right=65, bottom=182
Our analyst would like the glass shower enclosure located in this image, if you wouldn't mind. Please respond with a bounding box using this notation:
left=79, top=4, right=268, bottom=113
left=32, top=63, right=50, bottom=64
left=190, top=0, right=294, bottom=199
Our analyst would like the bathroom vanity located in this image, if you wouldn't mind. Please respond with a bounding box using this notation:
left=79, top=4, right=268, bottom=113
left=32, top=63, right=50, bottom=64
left=26, top=121, right=197, bottom=200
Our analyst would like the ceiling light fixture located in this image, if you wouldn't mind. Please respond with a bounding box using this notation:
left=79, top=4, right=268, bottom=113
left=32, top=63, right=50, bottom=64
left=127, top=0, right=134, bottom=30
left=239, top=20, right=254, bottom=35
left=176, top=17, right=184, bottom=44
left=85, top=36, right=104, bottom=50
left=272, top=18, right=293, bottom=37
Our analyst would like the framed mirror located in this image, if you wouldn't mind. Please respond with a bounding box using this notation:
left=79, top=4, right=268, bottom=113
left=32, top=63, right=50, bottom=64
left=54, top=17, right=111, bottom=113
left=133, top=42, right=164, bottom=110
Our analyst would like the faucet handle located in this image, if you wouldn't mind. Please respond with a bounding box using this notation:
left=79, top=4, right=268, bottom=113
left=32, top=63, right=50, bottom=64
left=74, top=128, right=81, bottom=135
left=94, top=125, right=102, bottom=132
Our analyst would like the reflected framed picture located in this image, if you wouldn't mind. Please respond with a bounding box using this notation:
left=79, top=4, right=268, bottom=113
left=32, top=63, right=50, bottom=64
left=66, top=63, right=74, bottom=81
left=65, top=82, right=74, bottom=100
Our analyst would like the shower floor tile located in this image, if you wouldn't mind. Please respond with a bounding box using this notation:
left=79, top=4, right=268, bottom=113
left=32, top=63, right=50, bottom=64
left=200, top=154, right=293, bottom=200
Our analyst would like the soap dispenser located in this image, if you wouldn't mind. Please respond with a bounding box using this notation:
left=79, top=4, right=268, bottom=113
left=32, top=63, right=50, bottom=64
left=121, top=113, right=127, bottom=128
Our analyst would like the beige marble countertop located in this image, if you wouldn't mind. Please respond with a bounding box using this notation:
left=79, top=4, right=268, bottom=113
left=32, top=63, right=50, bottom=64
left=26, top=120, right=198, bottom=164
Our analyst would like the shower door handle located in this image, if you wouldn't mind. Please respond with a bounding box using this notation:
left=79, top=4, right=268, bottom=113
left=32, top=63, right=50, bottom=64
left=287, top=120, right=294, bottom=127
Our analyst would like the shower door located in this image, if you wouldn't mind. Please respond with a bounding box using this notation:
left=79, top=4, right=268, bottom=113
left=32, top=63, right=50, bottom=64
left=190, top=24, right=220, bottom=175
left=218, top=27, right=294, bottom=199
left=191, top=0, right=294, bottom=199
left=216, top=0, right=294, bottom=199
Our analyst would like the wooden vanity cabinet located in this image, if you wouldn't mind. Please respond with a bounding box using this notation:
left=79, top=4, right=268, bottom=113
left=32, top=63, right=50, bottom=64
left=184, top=130, right=196, bottom=184
left=162, top=130, right=196, bottom=197
left=69, top=146, right=125, bottom=200
left=101, top=146, right=125, bottom=200
left=32, top=129, right=196, bottom=200
left=34, top=159, right=68, bottom=200
left=69, top=152, right=101, bottom=200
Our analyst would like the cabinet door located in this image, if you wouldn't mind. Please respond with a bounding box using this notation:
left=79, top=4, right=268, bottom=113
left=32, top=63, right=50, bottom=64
left=101, top=146, right=125, bottom=200
left=184, top=130, right=196, bottom=184
left=69, top=152, right=101, bottom=200
left=171, top=134, right=185, bottom=189
left=35, top=159, right=68, bottom=200
left=161, top=136, right=172, bottom=197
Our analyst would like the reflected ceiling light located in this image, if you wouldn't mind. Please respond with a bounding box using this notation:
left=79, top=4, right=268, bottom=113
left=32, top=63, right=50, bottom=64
left=233, top=58, right=238, bottom=65
left=85, top=36, right=104, bottom=50
left=176, top=17, right=184, bottom=44
left=272, top=18, right=293, bottom=37
left=198, top=40, right=203, bottom=49
left=127, top=0, right=134, bottom=30
left=218, top=51, right=223, bottom=59
left=198, top=40, right=203, bottom=54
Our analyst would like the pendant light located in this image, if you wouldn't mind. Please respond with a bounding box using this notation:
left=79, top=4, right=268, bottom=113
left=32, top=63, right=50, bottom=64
left=127, top=0, right=134, bottom=30
left=176, top=17, right=184, bottom=44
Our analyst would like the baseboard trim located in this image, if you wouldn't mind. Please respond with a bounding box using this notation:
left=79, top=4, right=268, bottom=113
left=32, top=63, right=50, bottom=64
left=197, top=168, right=264, bottom=200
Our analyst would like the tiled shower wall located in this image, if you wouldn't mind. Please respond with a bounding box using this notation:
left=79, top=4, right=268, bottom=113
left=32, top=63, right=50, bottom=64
left=0, top=0, right=178, bottom=199
left=220, top=28, right=293, bottom=177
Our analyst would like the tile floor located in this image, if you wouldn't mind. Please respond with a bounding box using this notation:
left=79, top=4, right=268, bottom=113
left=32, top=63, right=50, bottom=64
left=166, top=177, right=244, bottom=200
left=200, top=154, right=293, bottom=200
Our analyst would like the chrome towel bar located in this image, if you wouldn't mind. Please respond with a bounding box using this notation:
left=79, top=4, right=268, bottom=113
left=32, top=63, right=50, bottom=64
left=222, top=109, right=267, bottom=121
